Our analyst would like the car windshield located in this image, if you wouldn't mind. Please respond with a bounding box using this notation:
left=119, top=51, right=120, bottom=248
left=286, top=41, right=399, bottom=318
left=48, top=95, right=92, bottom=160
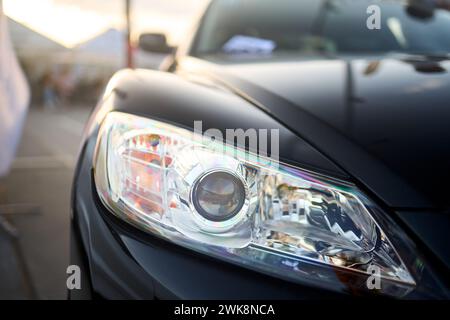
left=192, top=0, right=450, bottom=58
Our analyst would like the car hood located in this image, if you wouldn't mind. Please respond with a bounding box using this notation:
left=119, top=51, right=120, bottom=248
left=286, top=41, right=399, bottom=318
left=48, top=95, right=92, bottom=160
left=208, top=56, right=450, bottom=209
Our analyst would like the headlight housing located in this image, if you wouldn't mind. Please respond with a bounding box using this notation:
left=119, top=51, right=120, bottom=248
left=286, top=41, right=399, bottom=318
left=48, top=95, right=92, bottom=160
left=94, top=112, right=417, bottom=296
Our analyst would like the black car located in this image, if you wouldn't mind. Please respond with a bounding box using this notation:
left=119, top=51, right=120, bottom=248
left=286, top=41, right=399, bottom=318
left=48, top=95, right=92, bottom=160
left=70, top=0, right=450, bottom=299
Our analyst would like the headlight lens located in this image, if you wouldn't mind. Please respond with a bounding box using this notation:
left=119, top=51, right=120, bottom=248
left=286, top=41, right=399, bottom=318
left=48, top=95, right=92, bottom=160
left=192, top=171, right=247, bottom=222
left=94, top=112, right=416, bottom=295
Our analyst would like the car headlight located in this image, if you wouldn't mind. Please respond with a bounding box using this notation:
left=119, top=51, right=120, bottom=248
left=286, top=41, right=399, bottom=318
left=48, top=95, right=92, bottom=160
left=94, top=112, right=416, bottom=296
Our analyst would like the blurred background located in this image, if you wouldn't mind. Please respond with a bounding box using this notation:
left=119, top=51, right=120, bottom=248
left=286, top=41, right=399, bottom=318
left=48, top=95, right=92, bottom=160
left=0, top=0, right=207, bottom=299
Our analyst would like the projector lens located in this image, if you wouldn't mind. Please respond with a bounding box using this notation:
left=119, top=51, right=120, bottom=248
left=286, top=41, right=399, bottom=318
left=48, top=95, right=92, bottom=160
left=192, top=171, right=246, bottom=222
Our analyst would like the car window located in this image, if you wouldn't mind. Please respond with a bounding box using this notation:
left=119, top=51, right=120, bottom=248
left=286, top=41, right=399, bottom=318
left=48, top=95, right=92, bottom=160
left=192, top=0, right=450, bottom=57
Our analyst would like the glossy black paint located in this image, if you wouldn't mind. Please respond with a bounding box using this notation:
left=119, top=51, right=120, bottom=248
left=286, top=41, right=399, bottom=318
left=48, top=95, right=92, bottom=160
left=71, top=60, right=450, bottom=298
left=71, top=7, right=450, bottom=298
left=207, top=56, right=450, bottom=209
left=103, top=68, right=346, bottom=178
left=173, top=55, right=450, bottom=210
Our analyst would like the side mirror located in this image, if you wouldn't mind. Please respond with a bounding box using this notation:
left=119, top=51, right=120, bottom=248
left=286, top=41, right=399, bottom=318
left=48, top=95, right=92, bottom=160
left=138, top=33, right=174, bottom=54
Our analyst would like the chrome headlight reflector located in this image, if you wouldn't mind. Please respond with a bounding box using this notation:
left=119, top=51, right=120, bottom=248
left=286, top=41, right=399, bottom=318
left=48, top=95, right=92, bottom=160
left=94, top=112, right=416, bottom=295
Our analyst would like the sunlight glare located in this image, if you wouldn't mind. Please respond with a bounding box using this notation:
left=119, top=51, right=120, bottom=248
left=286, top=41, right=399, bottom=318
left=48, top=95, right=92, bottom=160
left=3, top=0, right=118, bottom=47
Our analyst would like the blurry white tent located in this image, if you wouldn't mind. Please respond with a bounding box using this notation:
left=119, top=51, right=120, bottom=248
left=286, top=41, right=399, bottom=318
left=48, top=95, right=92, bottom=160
left=0, top=0, right=30, bottom=177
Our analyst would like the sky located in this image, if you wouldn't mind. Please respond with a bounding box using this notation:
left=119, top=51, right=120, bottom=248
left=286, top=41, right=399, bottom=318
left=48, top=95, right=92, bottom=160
left=3, top=0, right=208, bottom=47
